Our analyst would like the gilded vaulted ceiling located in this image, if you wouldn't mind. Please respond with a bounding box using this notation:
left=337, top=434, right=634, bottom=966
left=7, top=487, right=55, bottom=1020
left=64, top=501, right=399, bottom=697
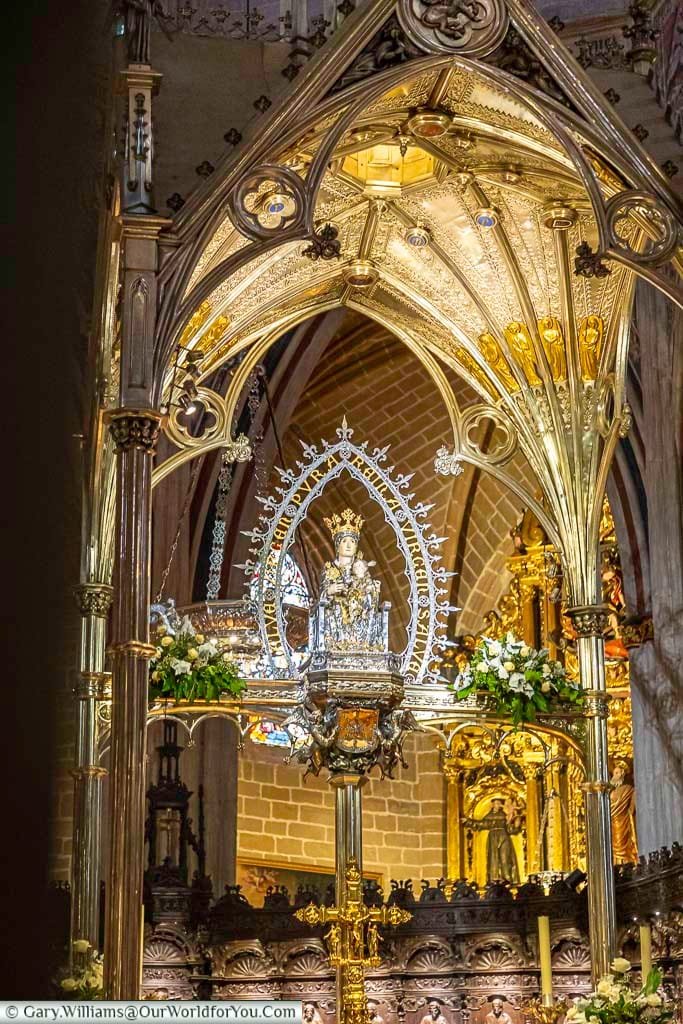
left=173, top=60, right=636, bottom=415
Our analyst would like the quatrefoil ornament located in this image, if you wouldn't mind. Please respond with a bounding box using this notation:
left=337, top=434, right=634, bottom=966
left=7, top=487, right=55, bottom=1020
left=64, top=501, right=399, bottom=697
left=231, top=164, right=308, bottom=241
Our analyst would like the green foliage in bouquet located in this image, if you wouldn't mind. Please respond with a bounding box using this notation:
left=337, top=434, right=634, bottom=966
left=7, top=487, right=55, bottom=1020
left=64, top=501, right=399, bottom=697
left=149, top=614, right=246, bottom=703
left=566, top=959, right=672, bottom=1024
left=451, top=632, right=583, bottom=726
left=56, top=941, right=104, bottom=999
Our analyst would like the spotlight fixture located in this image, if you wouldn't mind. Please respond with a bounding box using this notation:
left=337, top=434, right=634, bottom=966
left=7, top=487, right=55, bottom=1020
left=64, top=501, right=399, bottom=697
left=263, top=191, right=294, bottom=217
left=405, top=223, right=431, bottom=248
left=475, top=207, right=499, bottom=229
left=564, top=868, right=588, bottom=891
left=179, top=391, right=198, bottom=415
left=342, top=259, right=379, bottom=287
left=405, top=110, right=452, bottom=139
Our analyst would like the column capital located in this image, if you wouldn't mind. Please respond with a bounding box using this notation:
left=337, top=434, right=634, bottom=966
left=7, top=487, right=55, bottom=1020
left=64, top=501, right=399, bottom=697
left=74, top=582, right=114, bottom=618
left=121, top=214, right=173, bottom=243
left=566, top=604, right=610, bottom=637
left=107, top=408, right=165, bottom=454
left=442, top=753, right=462, bottom=783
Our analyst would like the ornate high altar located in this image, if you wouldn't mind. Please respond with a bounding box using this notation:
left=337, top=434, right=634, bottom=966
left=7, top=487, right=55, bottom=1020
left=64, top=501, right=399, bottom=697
left=66, top=421, right=683, bottom=1020
left=68, top=0, right=683, bottom=1009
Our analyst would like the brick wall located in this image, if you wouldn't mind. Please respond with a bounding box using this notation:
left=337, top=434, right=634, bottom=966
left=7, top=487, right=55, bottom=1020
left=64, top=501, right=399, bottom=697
left=275, top=318, right=530, bottom=636
left=237, top=731, right=446, bottom=892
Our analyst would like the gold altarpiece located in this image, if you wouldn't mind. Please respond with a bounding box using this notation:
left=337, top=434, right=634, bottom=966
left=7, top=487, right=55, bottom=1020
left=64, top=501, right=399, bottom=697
left=442, top=500, right=635, bottom=886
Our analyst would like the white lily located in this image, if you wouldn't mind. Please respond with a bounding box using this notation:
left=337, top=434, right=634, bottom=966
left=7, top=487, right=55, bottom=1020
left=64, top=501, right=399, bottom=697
left=171, top=658, right=192, bottom=676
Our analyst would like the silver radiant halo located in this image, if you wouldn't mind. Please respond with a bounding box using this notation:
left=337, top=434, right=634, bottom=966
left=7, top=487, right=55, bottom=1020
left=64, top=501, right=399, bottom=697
left=240, top=419, right=458, bottom=684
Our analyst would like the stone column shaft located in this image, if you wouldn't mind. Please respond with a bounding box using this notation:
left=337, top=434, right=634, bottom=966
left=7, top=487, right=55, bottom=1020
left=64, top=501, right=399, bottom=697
left=72, top=584, right=113, bottom=953
left=104, top=411, right=162, bottom=999
left=570, top=606, right=616, bottom=983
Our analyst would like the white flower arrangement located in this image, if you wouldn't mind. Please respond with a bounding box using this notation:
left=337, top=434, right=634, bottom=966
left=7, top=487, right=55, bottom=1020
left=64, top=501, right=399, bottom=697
left=452, top=632, right=583, bottom=725
left=565, top=959, right=671, bottom=1024
left=56, top=941, right=104, bottom=1000
left=150, top=612, right=245, bottom=702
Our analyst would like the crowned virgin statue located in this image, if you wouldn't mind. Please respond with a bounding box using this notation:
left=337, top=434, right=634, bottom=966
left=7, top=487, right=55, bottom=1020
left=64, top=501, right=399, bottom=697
left=315, top=509, right=384, bottom=651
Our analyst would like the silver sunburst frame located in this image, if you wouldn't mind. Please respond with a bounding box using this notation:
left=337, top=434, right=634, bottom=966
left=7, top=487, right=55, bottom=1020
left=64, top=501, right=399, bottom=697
left=240, top=418, right=457, bottom=683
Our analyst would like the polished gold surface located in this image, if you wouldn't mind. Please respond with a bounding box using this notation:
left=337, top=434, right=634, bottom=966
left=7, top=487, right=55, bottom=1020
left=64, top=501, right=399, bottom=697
left=296, top=858, right=411, bottom=1024
left=85, top=0, right=683, bottom=994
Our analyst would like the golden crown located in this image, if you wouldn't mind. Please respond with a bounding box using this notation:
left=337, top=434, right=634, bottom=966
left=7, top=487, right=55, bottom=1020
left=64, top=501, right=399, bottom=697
left=323, top=508, right=364, bottom=541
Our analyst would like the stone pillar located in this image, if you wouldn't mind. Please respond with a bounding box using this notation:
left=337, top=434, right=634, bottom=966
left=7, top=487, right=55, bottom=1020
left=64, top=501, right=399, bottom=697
left=71, top=583, right=113, bottom=953
left=629, top=281, right=683, bottom=852
left=103, top=212, right=167, bottom=999
left=104, top=409, right=162, bottom=998
left=568, top=605, right=615, bottom=983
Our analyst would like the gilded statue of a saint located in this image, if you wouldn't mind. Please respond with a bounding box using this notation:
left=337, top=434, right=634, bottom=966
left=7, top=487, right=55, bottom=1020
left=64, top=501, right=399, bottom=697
left=538, top=317, right=567, bottom=381
left=579, top=314, right=604, bottom=381
left=319, top=509, right=383, bottom=650
left=505, top=323, right=541, bottom=386
left=610, top=762, right=638, bottom=864
left=463, top=797, right=522, bottom=883
left=478, top=333, right=519, bottom=393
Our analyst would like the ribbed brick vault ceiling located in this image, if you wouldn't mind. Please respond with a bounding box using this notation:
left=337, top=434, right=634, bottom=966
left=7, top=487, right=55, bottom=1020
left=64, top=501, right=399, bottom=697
left=153, top=308, right=536, bottom=638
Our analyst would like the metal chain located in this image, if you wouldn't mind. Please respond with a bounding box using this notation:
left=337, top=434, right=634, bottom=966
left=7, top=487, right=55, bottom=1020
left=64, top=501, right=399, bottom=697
left=206, top=449, right=237, bottom=600
left=206, top=369, right=265, bottom=600
left=155, top=458, right=203, bottom=604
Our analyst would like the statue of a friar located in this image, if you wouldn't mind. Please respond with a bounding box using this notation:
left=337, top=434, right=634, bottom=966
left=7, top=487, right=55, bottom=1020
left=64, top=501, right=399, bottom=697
left=316, top=508, right=384, bottom=651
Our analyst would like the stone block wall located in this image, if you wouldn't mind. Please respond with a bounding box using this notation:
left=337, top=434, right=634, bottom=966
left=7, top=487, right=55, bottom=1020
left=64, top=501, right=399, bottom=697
left=236, top=730, right=447, bottom=891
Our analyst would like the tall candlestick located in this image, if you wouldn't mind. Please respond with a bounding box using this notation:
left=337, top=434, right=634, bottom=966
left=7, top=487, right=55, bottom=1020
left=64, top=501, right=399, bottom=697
left=640, top=923, right=652, bottom=980
left=538, top=915, right=553, bottom=1006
